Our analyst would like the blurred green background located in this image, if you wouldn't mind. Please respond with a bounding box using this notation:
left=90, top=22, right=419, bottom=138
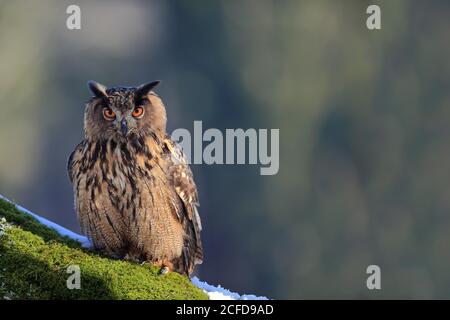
left=1, top=0, right=450, bottom=299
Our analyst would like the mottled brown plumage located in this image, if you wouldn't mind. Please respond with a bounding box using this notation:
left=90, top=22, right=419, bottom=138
left=68, top=80, right=203, bottom=275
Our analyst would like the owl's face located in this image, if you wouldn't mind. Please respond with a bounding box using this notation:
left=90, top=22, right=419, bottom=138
left=84, top=81, right=166, bottom=141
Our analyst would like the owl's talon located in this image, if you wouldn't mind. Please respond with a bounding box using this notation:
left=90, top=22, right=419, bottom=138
left=159, top=266, right=169, bottom=276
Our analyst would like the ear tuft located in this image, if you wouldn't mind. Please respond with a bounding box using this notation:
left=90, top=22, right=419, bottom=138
left=87, top=80, right=108, bottom=98
left=136, top=80, right=161, bottom=97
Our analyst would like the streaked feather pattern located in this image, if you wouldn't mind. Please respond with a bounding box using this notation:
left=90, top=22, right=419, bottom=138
left=68, top=83, right=203, bottom=275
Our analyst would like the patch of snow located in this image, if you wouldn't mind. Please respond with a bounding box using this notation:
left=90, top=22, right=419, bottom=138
left=0, top=194, right=269, bottom=300
left=191, top=277, right=268, bottom=300
left=0, top=195, right=91, bottom=248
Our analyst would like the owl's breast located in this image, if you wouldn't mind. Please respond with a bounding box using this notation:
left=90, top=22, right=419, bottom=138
left=131, top=168, right=185, bottom=260
left=70, top=138, right=185, bottom=260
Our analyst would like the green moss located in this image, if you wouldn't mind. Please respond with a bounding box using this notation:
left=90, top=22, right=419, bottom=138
left=0, top=198, right=208, bottom=300
left=0, top=200, right=81, bottom=248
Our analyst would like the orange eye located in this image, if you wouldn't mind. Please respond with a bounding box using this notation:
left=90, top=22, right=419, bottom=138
left=102, top=108, right=116, bottom=121
left=132, top=106, right=144, bottom=118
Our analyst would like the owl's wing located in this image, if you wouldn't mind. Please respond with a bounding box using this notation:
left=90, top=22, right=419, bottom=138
left=163, top=137, right=203, bottom=268
left=67, top=141, right=86, bottom=183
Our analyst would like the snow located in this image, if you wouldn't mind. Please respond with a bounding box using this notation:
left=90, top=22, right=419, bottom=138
left=191, top=277, right=268, bottom=300
left=0, top=194, right=268, bottom=300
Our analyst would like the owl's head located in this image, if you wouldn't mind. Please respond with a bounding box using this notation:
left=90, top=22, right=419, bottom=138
left=84, top=80, right=166, bottom=141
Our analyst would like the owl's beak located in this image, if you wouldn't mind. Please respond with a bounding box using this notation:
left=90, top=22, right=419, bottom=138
left=120, top=119, right=128, bottom=136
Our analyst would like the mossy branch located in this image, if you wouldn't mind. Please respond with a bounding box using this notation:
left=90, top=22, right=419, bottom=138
left=0, top=198, right=208, bottom=300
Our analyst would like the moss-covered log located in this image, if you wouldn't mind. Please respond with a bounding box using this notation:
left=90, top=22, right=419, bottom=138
left=0, top=198, right=208, bottom=300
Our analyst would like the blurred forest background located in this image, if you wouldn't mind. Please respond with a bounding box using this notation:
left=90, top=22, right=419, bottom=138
left=1, top=0, right=450, bottom=299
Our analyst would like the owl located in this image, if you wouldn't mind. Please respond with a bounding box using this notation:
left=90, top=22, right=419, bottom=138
left=67, top=80, right=203, bottom=276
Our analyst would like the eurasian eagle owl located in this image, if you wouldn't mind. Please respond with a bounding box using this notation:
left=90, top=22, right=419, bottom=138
left=68, top=80, right=203, bottom=276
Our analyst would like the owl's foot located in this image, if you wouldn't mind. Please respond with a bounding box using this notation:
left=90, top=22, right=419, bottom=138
left=159, top=266, right=169, bottom=276
left=153, top=259, right=174, bottom=275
